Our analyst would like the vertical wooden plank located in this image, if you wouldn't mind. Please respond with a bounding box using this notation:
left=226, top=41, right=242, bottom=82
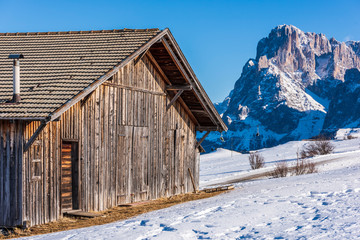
left=148, top=94, right=154, bottom=199
left=56, top=121, right=61, bottom=220
left=115, top=88, right=121, bottom=205
left=9, top=122, right=15, bottom=225
left=121, top=89, right=126, bottom=126
left=4, top=125, right=10, bottom=225
left=0, top=124, right=4, bottom=226
left=17, top=121, right=23, bottom=226
left=43, top=124, right=49, bottom=224
left=158, top=95, right=164, bottom=198
left=77, top=104, right=82, bottom=211
left=82, top=95, right=88, bottom=212
left=49, top=123, right=55, bottom=221
left=99, top=85, right=105, bottom=211
left=94, top=87, right=100, bottom=211
left=103, top=85, right=109, bottom=210
left=109, top=85, right=115, bottom=207
left=13, top=122, right=18, bottom=225
left=90, top=89, right=95, bottom=211
left=23, top=123, right=29, bottom=225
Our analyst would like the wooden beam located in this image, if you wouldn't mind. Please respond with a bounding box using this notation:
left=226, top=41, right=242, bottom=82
left=198, top=144, right=206, bottom=153
left=166, top=89, right=184, bottom=111
left=190, top=109, right=207, bottom=114
left=146, top=51, right=200, bottom=126
left=188, top=168, right=197, bottom=193
left=195, top=131, right=210, bottom=148
left=166, top=85, right=192, bottom=91
left=195, top=126, right=220, bottom=132
left=24, top=121, right=48, bottom=152
left=103, top=82, right=166, bottom=96
left=134, top=47, right=150, bottom=66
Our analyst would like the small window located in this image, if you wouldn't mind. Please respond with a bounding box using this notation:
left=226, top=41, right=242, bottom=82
left=32, top=141, right=42, bottom=180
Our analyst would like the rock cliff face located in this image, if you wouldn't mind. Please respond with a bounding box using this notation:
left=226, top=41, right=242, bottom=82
left=204, top=25, right=360, bottom=152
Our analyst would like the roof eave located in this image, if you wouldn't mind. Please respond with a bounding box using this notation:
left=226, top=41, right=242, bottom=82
left=162, top=30, right=228, bottom=132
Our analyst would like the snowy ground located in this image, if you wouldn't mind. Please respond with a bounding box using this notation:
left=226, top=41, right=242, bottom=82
left=201, top=138, right=360, bottom=187
left=22, top=138, right=360, bottom=239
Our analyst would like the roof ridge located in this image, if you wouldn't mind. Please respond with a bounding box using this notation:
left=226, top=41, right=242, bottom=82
left=0, top=28, right=160, bottom=36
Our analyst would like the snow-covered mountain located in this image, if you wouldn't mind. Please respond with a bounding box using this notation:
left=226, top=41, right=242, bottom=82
left=205, top=25, right=360, bottom=152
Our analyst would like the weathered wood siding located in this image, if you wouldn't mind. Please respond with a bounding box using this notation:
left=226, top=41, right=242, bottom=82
left=22, top=121, right=61, bottom=226
left=19, top=56, right=199, bottom=226
left=80, top=56, right=198, bottom=211
left=0, top=120, right=23, bottom=227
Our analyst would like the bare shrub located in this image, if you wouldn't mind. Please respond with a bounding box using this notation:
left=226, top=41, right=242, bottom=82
left=300, top=139, right=335, bottom=159
left=306, top=161, right=317, bottom=174
left=294, top=158, right=307, bottom=175
left=249, top=152, right=265, bottom=170
left=294, top=159, right=318, bottom=175
left=271, top=161, right=289, bottom=178
left=346, top=135, right=356, bottom=140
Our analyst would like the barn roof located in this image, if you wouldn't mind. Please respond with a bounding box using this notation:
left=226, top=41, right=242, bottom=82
left=0, top=28, right=227, bottom=132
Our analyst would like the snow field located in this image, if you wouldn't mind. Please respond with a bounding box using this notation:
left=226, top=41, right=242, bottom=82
left=200, top=138, right=360, bottom=187
left=21, top=138, right=360, bottom=239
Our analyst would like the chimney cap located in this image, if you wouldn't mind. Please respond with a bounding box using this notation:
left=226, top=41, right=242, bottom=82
left=8, top=54, right=24, bottom=59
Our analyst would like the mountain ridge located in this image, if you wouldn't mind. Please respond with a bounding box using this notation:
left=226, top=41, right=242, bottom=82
left=205, top=24, right=360, bottom=152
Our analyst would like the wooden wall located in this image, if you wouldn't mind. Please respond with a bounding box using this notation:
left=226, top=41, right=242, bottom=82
left=79, top=56, right=198, bottom=211
left=22, top=121, right=61, bottom=226
left=17, top=56, right=199, bottom=227
left=0, top=120, right=23, bottom=227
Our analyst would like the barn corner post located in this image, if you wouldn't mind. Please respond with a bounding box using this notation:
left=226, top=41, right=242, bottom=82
left=0, top=120, right=26, bottom=228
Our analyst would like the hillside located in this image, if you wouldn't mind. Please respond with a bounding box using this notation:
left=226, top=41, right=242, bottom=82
left=204, top=25, right=360, bottom=152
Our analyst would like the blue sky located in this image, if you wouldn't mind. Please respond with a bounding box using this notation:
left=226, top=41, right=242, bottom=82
left=1, top=0, right=359, bottom=102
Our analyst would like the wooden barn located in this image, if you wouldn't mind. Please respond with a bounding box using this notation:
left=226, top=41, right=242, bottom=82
left=0, top=28, right=227, bottom=227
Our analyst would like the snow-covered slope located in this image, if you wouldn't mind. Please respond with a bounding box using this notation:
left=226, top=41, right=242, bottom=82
left=22, top=138, right=360, bottom=239
left=205, top=25, right=360, bottom=152
left=200, top=137, right=360, bottom=187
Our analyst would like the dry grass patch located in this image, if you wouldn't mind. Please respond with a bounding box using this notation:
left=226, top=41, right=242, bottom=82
left=1, top=191, right=226, bottom=239
left=270, top=161, right=289, bottom=178
left=294, top=159, right=318, bottom=175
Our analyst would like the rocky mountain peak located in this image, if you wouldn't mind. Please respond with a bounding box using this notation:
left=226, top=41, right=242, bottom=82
left=203, top=25, right=360, bottom=152
left=255, top=24, right=360, bottom=83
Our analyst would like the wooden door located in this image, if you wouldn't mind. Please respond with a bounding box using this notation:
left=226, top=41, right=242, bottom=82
left=117, top=126, right=133, bottom=204
left=132, top=127, right=149, bottom=202
left=61, top=141, right=79, bottom=211
left=164, top=130, right=176, bottom=195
